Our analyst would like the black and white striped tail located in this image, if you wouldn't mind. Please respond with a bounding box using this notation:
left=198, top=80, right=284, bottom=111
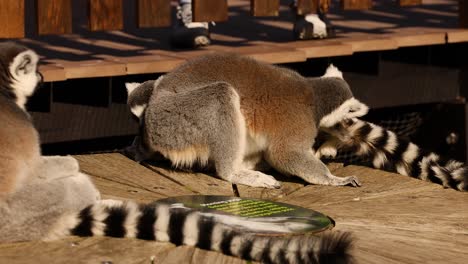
left=48, top=200, right=354, bottom=264
left=317, top=119, right=468, bottom=191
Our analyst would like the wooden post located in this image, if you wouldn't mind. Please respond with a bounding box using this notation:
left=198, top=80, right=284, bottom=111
left=0, top=0, right=25, bottom=38
left=37, top=0, right=72, bottom=35
left=251, top=0, right=280, bottom=17
left=89, top=0, right=123, bottom=31
left=137, top=0, right=171, bottom=28
left=341, top=0, right=372, bottom=10
left=297, top=0, right=319, bottom=15
left=461, top=0, right=468, bottom=28
left=398, top=0, right=422, bottom=6
left=192, top=0, right=228, bottom=22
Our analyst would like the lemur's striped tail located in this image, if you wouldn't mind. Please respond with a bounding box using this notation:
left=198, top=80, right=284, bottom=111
left=46, top=200, right=354, bottom=264
left=316, top=118, right=468, bottom=191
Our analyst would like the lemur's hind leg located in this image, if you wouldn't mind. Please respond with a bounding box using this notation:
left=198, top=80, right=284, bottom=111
left=200, top=83, right=280, bottom=189
left=265, top=135, right=360, bottom=187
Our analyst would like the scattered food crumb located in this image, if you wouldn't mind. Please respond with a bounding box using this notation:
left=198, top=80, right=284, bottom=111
left=352, top=197, right=361, bottom=201
left=150, top=256, right=156, bottom=264
left=70, top=242, right=79, bottom=247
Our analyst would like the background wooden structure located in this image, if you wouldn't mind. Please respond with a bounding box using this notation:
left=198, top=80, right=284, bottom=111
left=3, top=0, right=468, bottom=38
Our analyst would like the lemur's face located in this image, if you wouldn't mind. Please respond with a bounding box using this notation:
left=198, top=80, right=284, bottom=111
left=0, top=42, right=42, bottom=108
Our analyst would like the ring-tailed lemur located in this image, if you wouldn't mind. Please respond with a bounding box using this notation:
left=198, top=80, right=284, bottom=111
left=0, top=43, right=354, bottom=264
left=316, top=118, right=468, bottom=191
left=126, top=53, right=368, bottom=189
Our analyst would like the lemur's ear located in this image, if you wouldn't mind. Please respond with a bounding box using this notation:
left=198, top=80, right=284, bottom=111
left=12, top=50, right=39, bottom=76
left=322, top=64, right=343, bottom=79
left=125, top=82, right=141, bottom=95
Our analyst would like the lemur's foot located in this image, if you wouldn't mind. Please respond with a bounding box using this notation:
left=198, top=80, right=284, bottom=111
left=229, top=170, right=281, bottom=189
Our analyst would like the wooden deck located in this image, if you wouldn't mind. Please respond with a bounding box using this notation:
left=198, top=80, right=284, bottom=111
left=17, top=0, right=467, bottom=82
left=0, top=153, right=466, bottom=264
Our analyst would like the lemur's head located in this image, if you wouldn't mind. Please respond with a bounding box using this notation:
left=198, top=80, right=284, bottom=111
left=0, top=42, right=42, bottom=109
left=310, top=64, right=368, bottom=128
left=125, top=76, right=165, bottom=119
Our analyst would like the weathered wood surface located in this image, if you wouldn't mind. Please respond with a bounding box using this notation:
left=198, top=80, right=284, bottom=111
left=1, top=153, right=466, bottom=263
left=0, top=0, right=24, bottom=38
left=192, top=0, right=228, bottom=22
left=251, top=0, right=280, bottom=17
left=137, top=0, right=171, bottom=28
left=279, top=165, right=468, bottom=264
left=341, top=0, right=372, bottom=10
left=37, top=0, right=72, bottom=35
left=89, top=0, right=124, bottom=31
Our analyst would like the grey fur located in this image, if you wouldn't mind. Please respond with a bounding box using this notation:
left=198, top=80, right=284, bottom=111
left=0, top=42, right=100, bottom=241
left=127, top=53, right=365, bottom=188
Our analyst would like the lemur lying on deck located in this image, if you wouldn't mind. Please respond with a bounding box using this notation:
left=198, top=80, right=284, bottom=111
left=0, top=42, right=354, bottom=264
left=126, top=53, right=467, bottom=192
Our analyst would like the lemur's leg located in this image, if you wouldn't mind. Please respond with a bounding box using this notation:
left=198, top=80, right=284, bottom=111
left=266, top=144, right=360, bottom=187
left=200, top=83, right=280, bottom=189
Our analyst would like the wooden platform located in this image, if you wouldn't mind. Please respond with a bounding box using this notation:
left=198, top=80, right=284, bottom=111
left=15, top=0, right=466, bottom=82
left=0, top=153, right=466, bottom=264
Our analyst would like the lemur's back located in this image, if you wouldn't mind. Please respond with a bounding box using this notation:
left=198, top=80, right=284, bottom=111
left=156, top=53, right=317, bottom=136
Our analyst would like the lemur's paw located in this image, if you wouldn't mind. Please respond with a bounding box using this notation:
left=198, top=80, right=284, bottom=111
left=230, top=170, right=281, bottom=189
left=316, top=146, right=338, bottom=159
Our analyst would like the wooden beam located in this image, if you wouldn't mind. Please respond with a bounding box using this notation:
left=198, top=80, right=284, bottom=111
left=461, top=0, right=468, bottom=28
left=398, top=0, right=422, bottom=6
left=192, top=0, right=228, bottom=22
left=341, top=0, right=372, bottom=10
left=89, top=0, right=123, bottom=31
left=0, top=0, right=24, bottom=38
left=137, top=0, right=171, bottom=28
left=251, top=0, right=280, bottom=17
left=37, top=0, right=72, bottom=35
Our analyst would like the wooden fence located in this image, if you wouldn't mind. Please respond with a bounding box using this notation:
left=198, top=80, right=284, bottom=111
left=2, top=0, right=455, bottom=39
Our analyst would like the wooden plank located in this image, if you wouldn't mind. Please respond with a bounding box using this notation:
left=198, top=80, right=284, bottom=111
left=192, top=0, right=228, bottom=22
left=74, top=153, right=194, bottom=199
left=390, top=30, right=446, bottom=47
left=251, top=0, right=280, bottom=17
left=191, top=248, right=247, bottom=264
left=102, top=53, right=185, bottom=74
left=398, top=0, right=422, bottom=6
left=460, top=0, right=468, bottom=28
left=278, top=40, right=353, bottom=58
left=296, top=0, right=318, bottom=15
left=339, top=35, right=398, bottom=52
left=446, top=29, right=468, bottom=43
left=0, top=0, right=24, bottom=38
left=137, top=0, right=171, bottom=28
left=0, top=237, right=176, bottom=264
left=46, top=59, right=126, bottom=79
left=37, top=0, right=72, bottom=35
left=279, top=165, right=468, bottom=264
left=144, top=162, right=235, bottom=196
left=206, top=44, right=307, bottom=64
left=89, top=0, right=123, bottom=31
left=341, top=0, right=372, bottom=10
left=38, top=64, right=67, bottom=82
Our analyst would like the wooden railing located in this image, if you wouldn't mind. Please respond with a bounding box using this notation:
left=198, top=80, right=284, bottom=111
left=3, top=0, right=459, bottom=39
